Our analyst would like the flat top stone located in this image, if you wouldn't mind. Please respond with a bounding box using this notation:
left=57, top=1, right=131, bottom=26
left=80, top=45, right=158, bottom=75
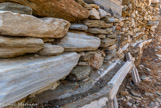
left=0, top=2, right=32, bottom=14
left=0, top=0, right=89, bottom=22
left=0, top=52, right=79, bottom=71
left=0, top=11, right=70, bottom=38
left=58, top=32, right=100, bottom=52
left=0, top=52, right=80, bottom=107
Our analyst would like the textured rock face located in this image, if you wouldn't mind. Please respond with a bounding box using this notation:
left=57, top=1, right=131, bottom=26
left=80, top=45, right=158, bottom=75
left=88, top=28, right=113, bottom=34
left=101, top=38, right=116, bottom=47
left=84, top=0, right=122, bottom=17
left=70, top=24, right=88, bottom=31
left=58, top=32, right=100, bottom=52
left=89, top=8, right=100, bottom=19
left=0, top=11, right=70, bottom=38
left=0, top=52, right=80, bottom=107
left=0, top=2, right=32, bottom=14
left=39, top=44, right=64, bottom=56
left=0, top=0, right=89, bottom=22
left=67, top=66, right=91, bottom=81
left=84, top=20, right=113, bottom=28
left=0, top=36, right=43, bottom=58
left=81, top=51, right=104, bottom=69
left=98, top=8, right=108, bottom=18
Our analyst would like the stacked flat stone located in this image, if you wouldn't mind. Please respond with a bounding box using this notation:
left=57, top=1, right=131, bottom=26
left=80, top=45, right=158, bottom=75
left=0, top=2, right=72, bottom=58
left=119, top=0, right=159, bottom=64
left=66, top=6, right=120, bottom=81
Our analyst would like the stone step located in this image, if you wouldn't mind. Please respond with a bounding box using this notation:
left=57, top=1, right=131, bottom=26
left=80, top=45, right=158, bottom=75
left=0, top=52, right=80, bottom=107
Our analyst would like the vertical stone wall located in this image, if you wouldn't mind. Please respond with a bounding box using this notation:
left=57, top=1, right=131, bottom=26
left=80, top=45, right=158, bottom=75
left=0, top=0, right=159, bottom=107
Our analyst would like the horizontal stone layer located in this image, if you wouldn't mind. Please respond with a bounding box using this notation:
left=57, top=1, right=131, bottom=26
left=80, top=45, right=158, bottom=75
left=0, top=11, right=70, bottom=38
left=0, top=36, right=44, bottom=58
left=0, top=0, right=89, bottom=22
left=58, top=32, right=100, bottom=52
left=0, top=52, right=80, bottom=107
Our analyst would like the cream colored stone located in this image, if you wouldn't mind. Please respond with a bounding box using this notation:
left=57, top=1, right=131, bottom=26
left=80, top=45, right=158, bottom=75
left=0, top=36, right=44, bottom=58
left=0, top=11, right=70, bottom=38
left=89, top=8, right=100, bottom=19
left=39, top=44, right=64, bottom=56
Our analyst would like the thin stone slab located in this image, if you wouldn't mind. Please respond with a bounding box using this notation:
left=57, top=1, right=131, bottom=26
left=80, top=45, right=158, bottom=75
left=84, top=0, right=122, bottom=18
left=0, top=36, right=44, bottom=58
left=58, top=32, right=100, bottom=52
left=0, top=52, right=80, bottom=107
left=38, top=44, right=64, bottom=56
left=70, top=24, right=88, bottom=31
left=0, top=11, right=70, bottom=38
left=0, top=0, right=89, bottom=22
left=0, top=2, right=32, bottom=14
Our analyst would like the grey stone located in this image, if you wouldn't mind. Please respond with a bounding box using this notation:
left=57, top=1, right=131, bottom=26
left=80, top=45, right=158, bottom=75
left=70, top=24, right=88, bottom=31
left=0, top=36, right=44, bottom=58
left=67, top=66, right=91, bottom=81
left=104, top=49, right=116, bottom=61
left=141, top=75, right=151, bottom=82
left=58, top=32, right=100, bottom=52
left=130, top=90, right=142, bottom=97
left=84, top=0, right=122, bottom=17
left=0, top=2, right=32, bottom=14
left=88, top=28, right=112, bottom=34
left=98, top=8, right=108, bottom=18
left=84, top=20, right=113, bottom=28
left=103, top=17, right=119, bottom=23
left=38, top=44, right=64, bottom=56
left=89, top=8, right=100, bottom=19
left=101, top=38, right=116, bottom=47
left=0, top=52, right=80, bottom=107
left=0, top=11, right=70, bottom=38
left=107, top=34, right=117, bottom=39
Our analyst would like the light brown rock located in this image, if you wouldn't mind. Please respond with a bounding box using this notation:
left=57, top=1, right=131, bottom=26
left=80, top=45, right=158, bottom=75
left=101, top=38, right=116, bottom=47
left=39, top=44, right=64, bottom=56
left=0, top=36, right=44, bottom=58
left=81, top=51, right=104, bottom=69
left=0, top=11, right=70, bottom=38
left=0, top=0, right=89, bottom=22
left=89, top=8, right=100, bottom=19
left=84, top=20, right=113, bottom=28
left=88, top=28, right=113, bottom=34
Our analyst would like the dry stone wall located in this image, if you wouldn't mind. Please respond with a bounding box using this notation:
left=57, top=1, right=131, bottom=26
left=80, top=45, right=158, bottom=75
left=0, top=0, right=159, bottom=107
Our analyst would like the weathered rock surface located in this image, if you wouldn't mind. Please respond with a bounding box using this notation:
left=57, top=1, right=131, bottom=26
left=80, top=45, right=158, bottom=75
left=81, top=51, right=104, bottom=69
left=67, top=66, right=91, bottom=81
left=38, top=44, right=64, bottom=56
left=103, top=17, right=119, bottom=23
left=0, top=11, right=70, bottom=38
left=84, top=20, right=113, bottom=28
left=88, top=28, right=113, bottom=34
left=0, top=52, right=80, bottom=107
left=0, top=2, right=32, bottom=14
left=0, top=0, right=89, bottom=22
left=98, top=8, right=108, bottom=18
left=70, top=24, right=88, bottom=31
left=58, top=32, right=100, bottom=52
left=84, top=0, right=122, bottom=17
left=101, top=38, right=116, bottom=47
left=89, top=8, right=100, bottom=19
left=0, top=36, right=43, bottom=58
